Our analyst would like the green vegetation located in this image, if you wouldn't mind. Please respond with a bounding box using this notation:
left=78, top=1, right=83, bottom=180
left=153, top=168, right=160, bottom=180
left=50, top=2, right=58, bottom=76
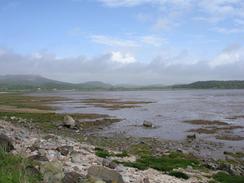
left=95, top=147, right=128, bottom=158
left=118, top=152, right=201, bottom=172
left=173, top=80, right=244, bottom=89
left=95, top=147, right=111, bottom=158
left=0, top=112, right=119, bottom=133
left=0, top=112, right=63, bottom=131
left=212, top=172, right=244, bottom=183
left=0, top=148, right=42, bottom=183
left=127, top=143, right=152, bottom=156
left=168, top=171, right=189, bottom=179
left=224, top=151, right=244, bottom=159
left=0, top=93, right=61, bottom=111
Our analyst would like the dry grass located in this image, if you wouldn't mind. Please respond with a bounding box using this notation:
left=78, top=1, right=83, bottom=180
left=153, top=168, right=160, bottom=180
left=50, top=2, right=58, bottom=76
left=183, top=120, right=228, bottom=126
left=81, top=98, right=153, bottom=110
left=188, top=125, right=243, bottom=134
left=216, top=135, right=244, bottom=141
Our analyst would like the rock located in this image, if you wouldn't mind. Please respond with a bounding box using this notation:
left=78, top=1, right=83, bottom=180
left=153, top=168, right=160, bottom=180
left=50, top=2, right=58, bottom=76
left=141, top=177, right=150, bottom=183
left=63, top=115, right=76, bottom=129
left=40, top=161, right=64, bottom=183
left=29, top=144, right=39, bottom=152
left=95, top=180, right=106, bottom=183
left=218, top=163, right=237, bottom=175
left=143, top=121, right=153, bottom=128
left=102, top=158, right=117, bottom=169
left=186, top=134, right=196, bottom=141
left=29, top=154, right=49, bottom=162
left=0, top=133, right=14, bottom=152
left=57, top=146, right=73, bottom=156
left=62, top=172, right=85, bottom=183
left=70, top=151, right=83, bottom=163
left=38, top=149, right=46, bottom=156
left=87, top=166, right=124, bottom=183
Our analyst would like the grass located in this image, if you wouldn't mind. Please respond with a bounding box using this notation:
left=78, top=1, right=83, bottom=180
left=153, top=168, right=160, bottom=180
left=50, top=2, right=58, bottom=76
left=95, top=147, right=128, bottom=158
left=212, top=172, right=244, bottom=183
left=0, top=148, right=42, bottom=183
left=0, top=112, right=120, bottom=132
left=168, top=171, right=189, bottom=179
left=127, top=143, right=152, bottom=156
left=0, top=93, right=65, bottom=111
left=118, top=152, right=202, bottom=172
left=95, top=147, right=111, bottom=158
left=224, top=151, right=244, bottom=159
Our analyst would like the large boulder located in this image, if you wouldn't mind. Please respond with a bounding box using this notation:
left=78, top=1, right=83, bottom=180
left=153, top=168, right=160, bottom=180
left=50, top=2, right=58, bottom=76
left=62, top=172, right=85, bottom=183
left=70, top=151, right=83, bottom=163
left=0, top=134, right=14, bottom=152
left=63, top=115, right=76, bottom=129
left=87, top=166, right=124, bottom=183
left=40, top=161, right=64, bottom=183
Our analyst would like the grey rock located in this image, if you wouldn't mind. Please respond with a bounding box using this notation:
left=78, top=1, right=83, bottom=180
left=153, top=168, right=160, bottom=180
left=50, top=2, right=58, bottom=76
left=141, top=177, right=150, bottom=183
left=62, top=172, right=85, bottom=183
left=29, top=154, right=49, bottom=162
left=57, top=146, right=73, bottom=156
left=87, top=166, right=124, bottom=183
left=71, top=151, right=83, bottom=163
left=0, top=133, right=14, bottom=152
left=186, top=134, right=196, bottom=141
left=143, top=121, right=153, bottom=128
left=102, top=158, right=117, bottom=169
left=63, top=115, right=76, bottom=129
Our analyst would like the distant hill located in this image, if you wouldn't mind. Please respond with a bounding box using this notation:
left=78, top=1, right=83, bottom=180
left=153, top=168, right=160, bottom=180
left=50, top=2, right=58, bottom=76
left=0, top=75, right=112, bottom=91
left=0, top=75, right=244, bottom=91
left=172, top=80, right=244, bottom=89
left=0, top=75, right=74, bottom=90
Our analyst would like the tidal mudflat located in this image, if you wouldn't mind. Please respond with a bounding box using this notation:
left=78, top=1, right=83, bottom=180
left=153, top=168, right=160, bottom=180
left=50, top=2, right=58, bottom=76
left=1, top=90, right=244, bottom=182
left=29, top=90, right=244, bottom=141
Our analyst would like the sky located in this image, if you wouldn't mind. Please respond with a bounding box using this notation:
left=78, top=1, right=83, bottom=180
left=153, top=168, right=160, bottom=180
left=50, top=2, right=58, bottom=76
left=0, top=0, right=244, bottom=84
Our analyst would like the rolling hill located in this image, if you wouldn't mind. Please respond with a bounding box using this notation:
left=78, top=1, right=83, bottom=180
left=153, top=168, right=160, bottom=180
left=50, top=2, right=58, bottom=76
left=0, top=75, right=244, bottom=91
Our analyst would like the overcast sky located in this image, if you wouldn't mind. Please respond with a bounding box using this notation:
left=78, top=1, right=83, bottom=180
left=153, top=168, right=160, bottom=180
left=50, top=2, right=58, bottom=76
left=0, top=0, right=244, bottom=84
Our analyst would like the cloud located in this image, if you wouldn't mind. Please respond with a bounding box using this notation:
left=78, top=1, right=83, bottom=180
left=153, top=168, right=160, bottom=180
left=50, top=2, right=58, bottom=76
left=99, top=0, right=150, bottom=7
left=140, top=35, right=165, bottom=47
left=90, top=34, right=165, bottom=48
left=209, top=44, right=243, bottom=68
left=110, top=51, right=136, bottom=64
left=0, top=45, right=244, bottom=84
left=91, top=35, right=139, bottom=48
left=99, top=0, right=244, bottom=32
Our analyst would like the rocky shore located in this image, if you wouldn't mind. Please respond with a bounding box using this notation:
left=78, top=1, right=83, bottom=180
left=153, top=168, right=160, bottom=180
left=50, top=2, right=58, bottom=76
left=0, top=119, right=218, bottom=183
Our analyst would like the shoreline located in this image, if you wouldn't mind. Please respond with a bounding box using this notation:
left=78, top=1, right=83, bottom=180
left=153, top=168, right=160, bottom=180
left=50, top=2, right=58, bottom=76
left=0, top=119, right=244, bottom=182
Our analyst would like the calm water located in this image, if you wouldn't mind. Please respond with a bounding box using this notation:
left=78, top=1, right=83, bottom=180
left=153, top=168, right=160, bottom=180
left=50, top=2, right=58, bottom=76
left=31, top=90, right=244, bottom=146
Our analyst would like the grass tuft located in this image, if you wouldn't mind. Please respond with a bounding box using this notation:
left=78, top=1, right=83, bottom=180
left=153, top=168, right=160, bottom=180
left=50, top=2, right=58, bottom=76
left=0, top=148, right=42, bottom=183
left=168, top=171, right=189, bottom=179
left=212, top=172, right=244, bottom=183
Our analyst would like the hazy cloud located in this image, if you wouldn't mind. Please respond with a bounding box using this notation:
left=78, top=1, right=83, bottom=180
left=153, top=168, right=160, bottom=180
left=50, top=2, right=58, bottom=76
left=0, top=45, right=243, bottom=84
